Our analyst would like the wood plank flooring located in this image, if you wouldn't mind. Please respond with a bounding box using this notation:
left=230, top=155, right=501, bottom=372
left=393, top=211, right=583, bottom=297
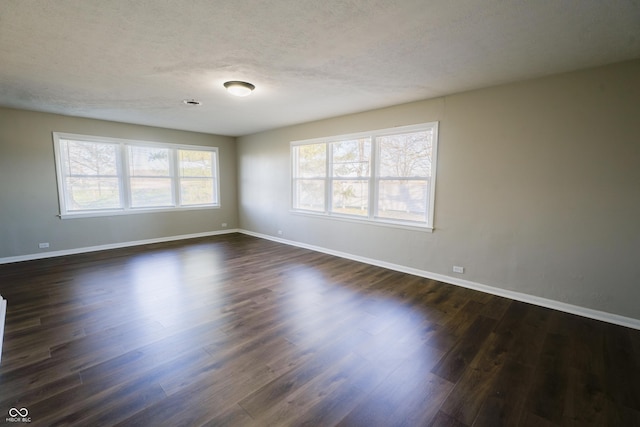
left=0, top=233, right=639, bottom=426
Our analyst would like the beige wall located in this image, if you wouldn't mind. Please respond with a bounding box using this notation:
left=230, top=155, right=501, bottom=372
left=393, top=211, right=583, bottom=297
left=0, top=108, right=238, bottom=258
left=237, top=59, right=640, bottom=320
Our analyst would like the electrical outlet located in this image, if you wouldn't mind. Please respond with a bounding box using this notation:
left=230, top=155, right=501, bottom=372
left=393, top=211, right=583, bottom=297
left=38, top=242, right=50, bottom=249
left=221, top=223, right=227, bottom=228
left=453, top=266, right=464, bottom=274
left=277, top=230, right=283, bottom=235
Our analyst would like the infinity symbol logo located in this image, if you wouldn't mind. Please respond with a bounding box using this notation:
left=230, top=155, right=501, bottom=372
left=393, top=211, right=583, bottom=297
left=8, top=407, right=28, bottom=417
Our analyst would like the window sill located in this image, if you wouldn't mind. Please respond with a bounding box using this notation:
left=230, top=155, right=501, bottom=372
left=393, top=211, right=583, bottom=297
left=290, top=210, right=434, bottom=233
left=58, top=205, right=220, bottom=219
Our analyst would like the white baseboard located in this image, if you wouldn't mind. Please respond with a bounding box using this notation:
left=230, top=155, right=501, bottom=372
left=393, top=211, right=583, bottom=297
left=2, top=228, right=638, bottom=330
left=0, top=229, right=240, bottom=265
left=239, top=230, right=640, bottom=331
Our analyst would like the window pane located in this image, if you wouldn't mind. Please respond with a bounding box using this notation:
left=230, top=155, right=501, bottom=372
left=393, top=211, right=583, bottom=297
left=331, top=180, right=368, bottom=216
left=294, top=144, right=326, bottom=178
left=130, top=177, right=173, bottom=207
left=179, top=150, right=214, bottom=177
left=377, top=179, right=428, bottom=222
left=129, top=146, right=170, bottom=177
left=178, top=150, right=217, bottom=206
left=331, top=138, right=371, bottom=178
left=294, top=179, right=325, bottom=211
left=66, top=177, right=121, bottom=210
left=377, top=131, right=432, bottom=177
left=181, top=178, right=216, bottom=205
left=63, top=140, right=118, bottom=176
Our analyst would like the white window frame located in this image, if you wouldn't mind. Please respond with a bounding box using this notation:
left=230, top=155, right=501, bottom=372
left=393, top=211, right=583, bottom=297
left=52, top=132, right=220, bottom=219
left=291, top=122, right=439, bottom=231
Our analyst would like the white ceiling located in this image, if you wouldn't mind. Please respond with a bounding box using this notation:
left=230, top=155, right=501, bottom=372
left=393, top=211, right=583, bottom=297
left=1, top=1, right=639, bottom=137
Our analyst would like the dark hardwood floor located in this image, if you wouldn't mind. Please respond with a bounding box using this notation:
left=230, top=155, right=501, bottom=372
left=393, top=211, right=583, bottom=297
left=0, top=233, right=639, bottom=426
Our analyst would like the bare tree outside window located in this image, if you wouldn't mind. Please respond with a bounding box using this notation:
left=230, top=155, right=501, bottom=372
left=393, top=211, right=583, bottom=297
left=377, top=130, right=433, bottom=222
left=293, top=143, right=326, bottom=211
left=63, top=140, right=121, bottom=210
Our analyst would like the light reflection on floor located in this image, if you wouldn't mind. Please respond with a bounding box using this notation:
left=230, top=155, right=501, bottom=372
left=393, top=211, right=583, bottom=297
left=127, top=252, right=185, bottom=328
left=281, top=263, right=445, bottom=407
left=80, top=247, right=448, bottom=415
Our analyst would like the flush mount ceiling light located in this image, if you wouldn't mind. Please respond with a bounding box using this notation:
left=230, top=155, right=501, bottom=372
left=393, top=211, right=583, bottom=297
left=223, top=81, right=255, bottom=97
left=182, top=99, right=202, bottom=106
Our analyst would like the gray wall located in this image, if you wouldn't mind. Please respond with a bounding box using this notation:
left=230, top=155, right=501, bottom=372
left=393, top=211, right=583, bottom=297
left=2, top=60, right=639, bottom=322
left=0, top=108, right=238, bottom=258
left=237, top=59, right=640, bottom=320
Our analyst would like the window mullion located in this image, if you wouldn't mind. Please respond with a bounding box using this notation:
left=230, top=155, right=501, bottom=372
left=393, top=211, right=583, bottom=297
left=171, top=149, right=179, bottom=207
left=291, top=147, right=297, bottom=210
left=369, top=135, right=377, bottom=220
left=326, top=142, right=331, bottom=214
left=213, top=150, right=219, bottom=205
left=120, top=143, right=131, bottom=210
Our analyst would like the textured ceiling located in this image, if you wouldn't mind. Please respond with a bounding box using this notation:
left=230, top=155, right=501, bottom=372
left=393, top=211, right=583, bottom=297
left=1, top=0, right=639, bottom=136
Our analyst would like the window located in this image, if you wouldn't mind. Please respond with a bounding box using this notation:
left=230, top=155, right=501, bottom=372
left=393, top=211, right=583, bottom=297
left=128, top=145, right=173, bottom=208
left=291, top=122, right=438, bottom=230
left=178, top=149, right=218, bottom=206
left=53, top=133, right=219, bottom=218
left=331, top=138, right=371, bottom=217
left=291, top=143, right=326, bottom=212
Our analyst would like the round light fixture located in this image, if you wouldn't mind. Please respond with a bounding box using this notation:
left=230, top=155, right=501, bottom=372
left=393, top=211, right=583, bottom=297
left=223, top=81, right=255, bottom=97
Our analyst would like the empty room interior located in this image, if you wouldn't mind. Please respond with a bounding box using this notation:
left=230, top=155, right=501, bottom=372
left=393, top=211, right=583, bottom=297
left=1, top=1, right=640, bottom=426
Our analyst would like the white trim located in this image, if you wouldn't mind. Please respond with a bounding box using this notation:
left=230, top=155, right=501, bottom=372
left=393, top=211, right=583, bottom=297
left=289, top=210, right=433, bottom=232
left=239, top=230, right=640, bottom=331
left=289, top=123, right=438, bottom=146
left=58, top=204, right=220, bottom=219
left=426, top=122, right=438, bottom=228
left=0, top=229, right=239, bottom=265
left=2, top=228, right=638, bottom=330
